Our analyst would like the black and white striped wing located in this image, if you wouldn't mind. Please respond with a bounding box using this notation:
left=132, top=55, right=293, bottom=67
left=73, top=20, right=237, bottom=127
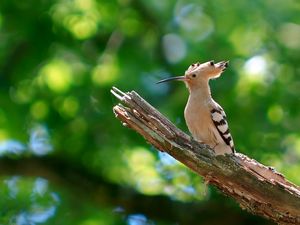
left=210, top=107, right=235, bottom=153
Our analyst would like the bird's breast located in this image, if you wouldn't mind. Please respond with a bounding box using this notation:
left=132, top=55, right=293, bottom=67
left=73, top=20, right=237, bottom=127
left=184, top=100, right=212, bottom=142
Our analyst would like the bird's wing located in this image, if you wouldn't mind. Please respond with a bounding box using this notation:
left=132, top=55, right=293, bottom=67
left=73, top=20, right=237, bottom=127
left=210, top=106, right=235, bottom=153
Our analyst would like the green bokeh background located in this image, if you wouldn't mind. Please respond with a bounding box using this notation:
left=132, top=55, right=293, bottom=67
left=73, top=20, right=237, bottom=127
left=0, top=0, right=299, bottom=224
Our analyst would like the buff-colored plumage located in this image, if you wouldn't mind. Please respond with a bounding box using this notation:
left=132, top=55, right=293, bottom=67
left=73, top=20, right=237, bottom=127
left=158, top=60, right=235, bottom=155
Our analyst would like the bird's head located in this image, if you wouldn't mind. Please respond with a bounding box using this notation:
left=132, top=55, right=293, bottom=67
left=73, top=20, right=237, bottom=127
left=157, top=60, right=229, bottom=88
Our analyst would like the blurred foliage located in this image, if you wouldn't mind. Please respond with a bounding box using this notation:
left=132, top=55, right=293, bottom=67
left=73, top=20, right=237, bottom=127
left=0, top=0, right=299, bottom=224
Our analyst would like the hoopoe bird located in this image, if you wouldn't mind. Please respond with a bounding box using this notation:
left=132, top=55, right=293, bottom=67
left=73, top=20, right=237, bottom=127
left=157, top=60, right=235, bottom=155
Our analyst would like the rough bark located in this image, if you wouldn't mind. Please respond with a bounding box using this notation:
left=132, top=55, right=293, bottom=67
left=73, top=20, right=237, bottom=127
left=111, top=87, right=300, bottom=225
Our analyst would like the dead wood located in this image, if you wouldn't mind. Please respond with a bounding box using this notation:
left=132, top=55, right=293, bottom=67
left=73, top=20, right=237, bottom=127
left=111, top=87, right=300, bottom=225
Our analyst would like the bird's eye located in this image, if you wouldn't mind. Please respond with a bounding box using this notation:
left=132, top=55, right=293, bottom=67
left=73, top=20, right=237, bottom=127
left=192, top=74, right=196, bottom=78
left=210, top=61, right=214, bottom=66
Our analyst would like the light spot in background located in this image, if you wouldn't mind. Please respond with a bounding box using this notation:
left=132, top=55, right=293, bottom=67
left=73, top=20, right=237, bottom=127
left=28, top=125, right=53, bottom=156
left=3, top=177, right=60, bottom=225
left=92, top=56, right=119, bottom=85
left=235, top=56, right=272, bottom=98
left=162, top=33, right=186, bottom=64
left=127, top=214, right=153, bottom=225
left=0, top=140, right=26, bottom=155
left=80, top=219, right=107, bottom=225
left=120, top=17, right=140, bottom=37
left=30, top=101, right=49, bottom=120
left=0, top=130, right=8, bottom=140
left=113, top=206, right=125, bottom=213
left=33, top=178, right=49, bottom=196
left=120, top=10, right=142, bottom=37
left=51, top=0, right=101, bottom=40
left=229, top=27, right=264, bottom=56
left=174, top=3, right=214, bottom=41
left=277, top=23, right=300, bottom=49
left=124, top=147, right=164, bottom=195
left=75, top=0, right=94, bottom=11
left=156, top=152, right=206, bottom=201
left=267, top=104, right=284, bottom=124
left=64, top=14, right=98, bottom=40
left=38, top=59, right=73, bottom=93
left=15, top=206, right=57, bottom=225
left=4, top=176, right=20, bottom=199
left=158, top=152, right=177, bottom=165
left=243, top=55, right=267, bottom=79
left=61, top=96, right=79, bottom=118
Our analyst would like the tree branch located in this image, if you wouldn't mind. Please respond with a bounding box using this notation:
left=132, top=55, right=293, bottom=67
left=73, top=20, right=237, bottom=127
left=111, top=87, right=300, bottom=225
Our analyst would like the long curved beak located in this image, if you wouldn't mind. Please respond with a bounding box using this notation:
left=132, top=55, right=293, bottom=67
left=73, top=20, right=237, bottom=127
left=156, top=76, right=186, bottom=84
